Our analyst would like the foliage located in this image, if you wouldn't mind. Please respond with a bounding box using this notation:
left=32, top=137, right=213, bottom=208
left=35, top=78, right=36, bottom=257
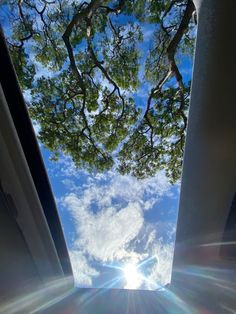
left=0, top=0, right=196, bottom=182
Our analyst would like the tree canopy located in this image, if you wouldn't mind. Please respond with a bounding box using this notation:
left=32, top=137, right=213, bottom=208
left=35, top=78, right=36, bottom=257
left=0, top=0, right=196, bottom=182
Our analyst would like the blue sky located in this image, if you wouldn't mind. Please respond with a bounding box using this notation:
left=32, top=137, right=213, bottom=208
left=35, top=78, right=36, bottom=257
left=40, top=144, right=180, bottom=290
left=28, top=22, right=192, bottom=290
left=34, top=24, right=192, bottom=289
left=1, top=0, right=194, bottom=290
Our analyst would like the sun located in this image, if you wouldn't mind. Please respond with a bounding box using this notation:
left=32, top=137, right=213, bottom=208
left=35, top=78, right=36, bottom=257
left=123, top=263, right=142, bottom=289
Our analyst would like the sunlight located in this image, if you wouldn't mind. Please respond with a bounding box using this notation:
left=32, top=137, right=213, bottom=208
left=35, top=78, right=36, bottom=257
left=123, top=263, right=142, bottom=290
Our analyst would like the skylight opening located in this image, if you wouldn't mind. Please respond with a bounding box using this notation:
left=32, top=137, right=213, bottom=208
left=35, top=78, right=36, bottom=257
left=1, top=0, right=196, bottom=290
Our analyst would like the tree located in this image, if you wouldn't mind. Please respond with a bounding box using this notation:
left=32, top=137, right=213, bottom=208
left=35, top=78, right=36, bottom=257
left=0, top=0, right=196, bottom=182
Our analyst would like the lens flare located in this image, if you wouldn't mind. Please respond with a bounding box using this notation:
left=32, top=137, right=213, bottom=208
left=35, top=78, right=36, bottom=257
left=123, top=263, right=142, bottom=289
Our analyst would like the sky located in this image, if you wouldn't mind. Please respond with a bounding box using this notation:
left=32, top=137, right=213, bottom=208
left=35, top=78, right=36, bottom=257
left=0, top=0, right=194, bottom=291
left=40, top=144, right=180, bottom=290
left=34, top=24, right=190, bottom=290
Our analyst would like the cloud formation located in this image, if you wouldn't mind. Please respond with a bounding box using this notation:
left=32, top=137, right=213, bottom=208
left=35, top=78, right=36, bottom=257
left=64, top=194, right=144, bottom=262
left=60, top=169, right=176, bottom=289
left=69, top=250, right=99, bottom=286
left=144, top=241, right=174, bottom=290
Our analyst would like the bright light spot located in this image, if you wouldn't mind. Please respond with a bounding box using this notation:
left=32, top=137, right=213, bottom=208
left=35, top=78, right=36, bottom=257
left=123, top=263, right=142, bottom=289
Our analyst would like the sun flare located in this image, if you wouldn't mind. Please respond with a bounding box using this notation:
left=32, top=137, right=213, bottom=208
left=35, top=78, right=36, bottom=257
left=123, top=263, right=142, bottom=290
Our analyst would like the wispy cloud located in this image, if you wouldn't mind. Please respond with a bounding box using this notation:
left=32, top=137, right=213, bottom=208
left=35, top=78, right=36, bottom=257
left=61, top=166, right=172, bottom=207
left=144, top=241, right=174, bottom=290
left=69, top=250, right=99, bottom=286
left=64, top=193, right=144, bottom=262
left=59, top=167, right=177, bottom=289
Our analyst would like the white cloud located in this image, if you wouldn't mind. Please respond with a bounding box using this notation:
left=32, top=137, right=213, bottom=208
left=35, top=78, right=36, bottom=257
left=67, top=170, right=171, bottom=210
left=61, top=178, right=79, bottom=192
left=121, top=240, right=174, bottom=290
left=145, top=230, right=156, bottom=250
left=144, top=241, right=174, bottom=289
left=141, top=24, right=155, bottom=42
left=64, top=194, right=144, bottom=262
left=52, top=154, right=79, bottom=178
left=69, top=250, right=99, bottom=286
left=23, top=89, right=33, bottom=103
left=60, top=168, right=176, bottom=289
left=32, top=120, right=41, bottom=137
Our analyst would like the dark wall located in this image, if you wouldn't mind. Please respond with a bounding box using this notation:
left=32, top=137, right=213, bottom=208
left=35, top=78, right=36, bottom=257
left=0, top=186, right=41, bottom=301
